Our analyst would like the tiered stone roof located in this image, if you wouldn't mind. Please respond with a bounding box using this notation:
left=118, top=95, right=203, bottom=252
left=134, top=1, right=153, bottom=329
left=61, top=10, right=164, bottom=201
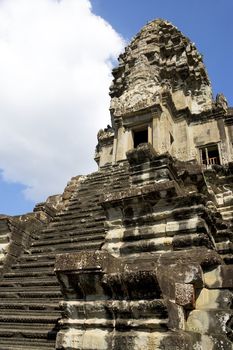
left=110, top=19, right=212, bottom=117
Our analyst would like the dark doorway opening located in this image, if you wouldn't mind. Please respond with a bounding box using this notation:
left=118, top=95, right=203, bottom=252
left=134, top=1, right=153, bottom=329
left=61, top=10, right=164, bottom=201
left=200, top=144, right=220, bottom=166
left=133, top=129, right=148, bottom=148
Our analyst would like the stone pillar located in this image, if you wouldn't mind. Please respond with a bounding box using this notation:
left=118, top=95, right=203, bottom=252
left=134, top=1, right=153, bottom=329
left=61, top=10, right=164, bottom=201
left=152, top=107, right=162, bottom=153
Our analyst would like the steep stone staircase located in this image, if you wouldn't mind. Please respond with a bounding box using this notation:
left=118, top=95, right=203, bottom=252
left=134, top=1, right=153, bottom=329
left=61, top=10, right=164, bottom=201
left=214, top=203, right=233, bottom=264
left=0, top=157, right=232, bottom=349
left=0, top=162, right=129, bottom=349
left=218, top=204, right=233, bottom=221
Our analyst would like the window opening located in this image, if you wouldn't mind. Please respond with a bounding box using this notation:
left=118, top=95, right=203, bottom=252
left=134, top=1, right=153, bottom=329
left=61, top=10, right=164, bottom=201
left=200, top=144, right=220, bottom=166
left=133, top=128, right=148, bottom=148
left=170, top=132, right=174, bottom=145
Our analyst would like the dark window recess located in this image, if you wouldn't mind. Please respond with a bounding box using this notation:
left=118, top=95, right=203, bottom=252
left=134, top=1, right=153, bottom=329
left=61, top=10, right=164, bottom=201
left=170, top=133, right=174, bottom=145
left=200, top=145, right=220, bottom=166
left=134, top=129, right=148, bottom=148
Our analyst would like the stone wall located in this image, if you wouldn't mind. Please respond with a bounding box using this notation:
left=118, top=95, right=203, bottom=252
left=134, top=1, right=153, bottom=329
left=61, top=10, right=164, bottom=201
left=55, top=145, right=233, bottom=349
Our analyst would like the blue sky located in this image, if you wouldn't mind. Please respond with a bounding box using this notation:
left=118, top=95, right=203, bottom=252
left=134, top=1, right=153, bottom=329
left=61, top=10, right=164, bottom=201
left=0, top=0, right=232, bottom=216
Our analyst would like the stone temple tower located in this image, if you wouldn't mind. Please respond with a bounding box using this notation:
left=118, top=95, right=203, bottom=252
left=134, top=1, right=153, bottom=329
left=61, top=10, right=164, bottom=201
left=0, top=19, right=232, bottom=350
left=95, top=19, right=233, bottom=169
left=54, top=19, right=233, bottom=349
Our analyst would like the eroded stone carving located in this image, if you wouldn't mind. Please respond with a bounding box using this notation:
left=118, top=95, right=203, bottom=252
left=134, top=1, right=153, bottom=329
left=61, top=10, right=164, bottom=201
left=110, top=19, right=213, bottom=117
left=216, top=93, right=228, bottom=112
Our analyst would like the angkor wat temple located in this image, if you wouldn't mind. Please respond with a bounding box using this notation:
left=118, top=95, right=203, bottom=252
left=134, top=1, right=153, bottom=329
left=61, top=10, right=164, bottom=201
left=0, top=19, right=232, bottom=350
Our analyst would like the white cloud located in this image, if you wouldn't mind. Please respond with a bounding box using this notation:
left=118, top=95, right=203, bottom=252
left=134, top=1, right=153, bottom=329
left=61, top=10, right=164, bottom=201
left=0, top=0, right=124, bottom=201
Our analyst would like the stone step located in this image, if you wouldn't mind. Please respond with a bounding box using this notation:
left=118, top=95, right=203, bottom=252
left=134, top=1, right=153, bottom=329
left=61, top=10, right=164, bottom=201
left=37, top=223, right=103, bottom=238
left=0, top=309, right=60, bottom=318
left=0, top=285, right=60, bottom=293
left=0, top=275, right=59, bottom=288
left=0, top=227, right=9, bottom=234
left=4, top=265, right=55, bottom=279
left=42, top=217, right=103, bottom=230
left=0, top=234, right=9, bottom=243
left=86, top=172, right=127, bottom=180
left=11, top=261, right=55, bottom=269
left=115, top=237, right=173, bottom=255
left=0, top=290, right=61, bottom=299
left=82, top=171, right=128, bottom=180
left=0, top=301, right=60, bottom=310
left=213, top=229, right=232, bottom=242
left=19, top=253, right=56, bottom=262
left=8, top=266, right=55, bottom=275
left=215, top=241, right=233, bottom=254
left=29, top=239, right=103, bottom=254
left=37, top=227, right=105, bottom=242
left=219, top=210, right=233, bottom=218
left=0, top=223, right=9, bottom=230
left=32, top=232, right=105, bottom=248
left=57, top=210, right=104, bottom=220
left=58, top=198, right=100, bottom=209
left=0, top=339, right=55, bottom=350
left=4, top=270, right=55, bottom=279
left=0, top=313, right=60, bottom=323
left=107, top=231, right=210, bottom=256
left=0, top=279, right=59, bottom=288
left=218, top=205, right=233, bottom=213
left=221, top=212, right=233, bottom=220
left=66, top=202, right=101, bottom=210
left=0, top=322, right=56, bottom=331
